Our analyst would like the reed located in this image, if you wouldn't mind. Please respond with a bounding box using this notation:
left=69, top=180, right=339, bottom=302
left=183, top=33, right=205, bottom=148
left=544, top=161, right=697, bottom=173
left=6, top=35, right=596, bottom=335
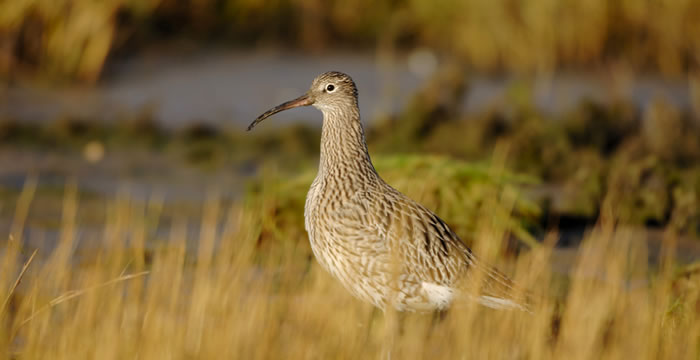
left=0, top=170, right=696, bottom=358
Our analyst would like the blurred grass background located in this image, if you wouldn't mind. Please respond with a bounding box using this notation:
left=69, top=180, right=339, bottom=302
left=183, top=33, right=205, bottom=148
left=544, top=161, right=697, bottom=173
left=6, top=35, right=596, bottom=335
left=2, top=0, right=700, bottom=82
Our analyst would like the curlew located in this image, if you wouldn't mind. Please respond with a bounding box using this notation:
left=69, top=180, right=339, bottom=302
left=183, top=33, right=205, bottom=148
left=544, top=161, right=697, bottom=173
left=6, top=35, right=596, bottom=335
left=248, top=71, right=530, bottom=312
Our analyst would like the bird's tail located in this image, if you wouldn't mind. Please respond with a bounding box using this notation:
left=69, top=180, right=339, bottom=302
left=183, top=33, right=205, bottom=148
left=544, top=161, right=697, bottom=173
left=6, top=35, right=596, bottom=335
left=469, top=260, right=535, bottom=313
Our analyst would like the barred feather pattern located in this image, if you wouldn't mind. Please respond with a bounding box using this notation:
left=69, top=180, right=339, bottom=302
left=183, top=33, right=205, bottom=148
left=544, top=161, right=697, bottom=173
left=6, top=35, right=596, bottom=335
left=299, top=72, right=530, bottom=312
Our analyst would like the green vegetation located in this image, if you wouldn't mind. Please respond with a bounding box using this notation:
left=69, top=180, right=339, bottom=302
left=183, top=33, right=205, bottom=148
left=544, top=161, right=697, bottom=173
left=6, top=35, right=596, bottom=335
left=371, top=73, right=700, bottom=235
left=249, top=153, right=541, bottom=258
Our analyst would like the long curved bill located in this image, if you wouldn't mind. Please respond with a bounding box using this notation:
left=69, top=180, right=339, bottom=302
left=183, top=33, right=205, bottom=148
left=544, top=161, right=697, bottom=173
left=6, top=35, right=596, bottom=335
left=247, top=94, right=312, bottom=131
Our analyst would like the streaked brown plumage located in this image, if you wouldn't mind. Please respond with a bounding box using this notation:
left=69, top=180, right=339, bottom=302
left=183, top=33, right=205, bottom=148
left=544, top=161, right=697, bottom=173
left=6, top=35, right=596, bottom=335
left=249, top=71, right=530, bottom=312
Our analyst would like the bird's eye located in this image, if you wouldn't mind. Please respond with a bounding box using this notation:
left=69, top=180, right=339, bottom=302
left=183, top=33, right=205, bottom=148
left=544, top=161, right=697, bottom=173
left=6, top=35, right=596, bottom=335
left=326, top=84, right=335, bottom=92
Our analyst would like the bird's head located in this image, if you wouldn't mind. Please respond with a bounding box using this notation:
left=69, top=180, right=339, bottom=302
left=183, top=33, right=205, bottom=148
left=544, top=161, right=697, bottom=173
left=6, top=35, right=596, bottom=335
left=247, top=71, right=358, bottom=131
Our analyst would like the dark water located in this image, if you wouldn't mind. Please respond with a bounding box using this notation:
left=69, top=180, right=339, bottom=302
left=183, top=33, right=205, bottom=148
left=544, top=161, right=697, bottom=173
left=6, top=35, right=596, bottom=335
left=2, top=50, right=693, bottom=129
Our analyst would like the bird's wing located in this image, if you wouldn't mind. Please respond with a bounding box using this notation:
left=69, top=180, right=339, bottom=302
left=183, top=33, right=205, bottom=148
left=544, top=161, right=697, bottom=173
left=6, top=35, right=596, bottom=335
left=354, top=186, right=532, bottom=311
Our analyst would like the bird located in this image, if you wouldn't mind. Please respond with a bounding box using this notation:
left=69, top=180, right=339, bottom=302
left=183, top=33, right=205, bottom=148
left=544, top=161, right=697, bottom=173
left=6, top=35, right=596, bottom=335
left=248, top=71, right=530, bottom=312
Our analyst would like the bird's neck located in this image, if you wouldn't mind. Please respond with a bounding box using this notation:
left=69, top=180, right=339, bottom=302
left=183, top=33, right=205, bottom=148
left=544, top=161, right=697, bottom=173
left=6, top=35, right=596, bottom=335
left=318, top=106, right=377, bottom=181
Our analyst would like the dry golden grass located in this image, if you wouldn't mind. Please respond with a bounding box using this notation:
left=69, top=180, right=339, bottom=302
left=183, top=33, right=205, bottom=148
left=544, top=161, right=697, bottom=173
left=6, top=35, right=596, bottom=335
left=0, top=179, right=698, bottom=359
